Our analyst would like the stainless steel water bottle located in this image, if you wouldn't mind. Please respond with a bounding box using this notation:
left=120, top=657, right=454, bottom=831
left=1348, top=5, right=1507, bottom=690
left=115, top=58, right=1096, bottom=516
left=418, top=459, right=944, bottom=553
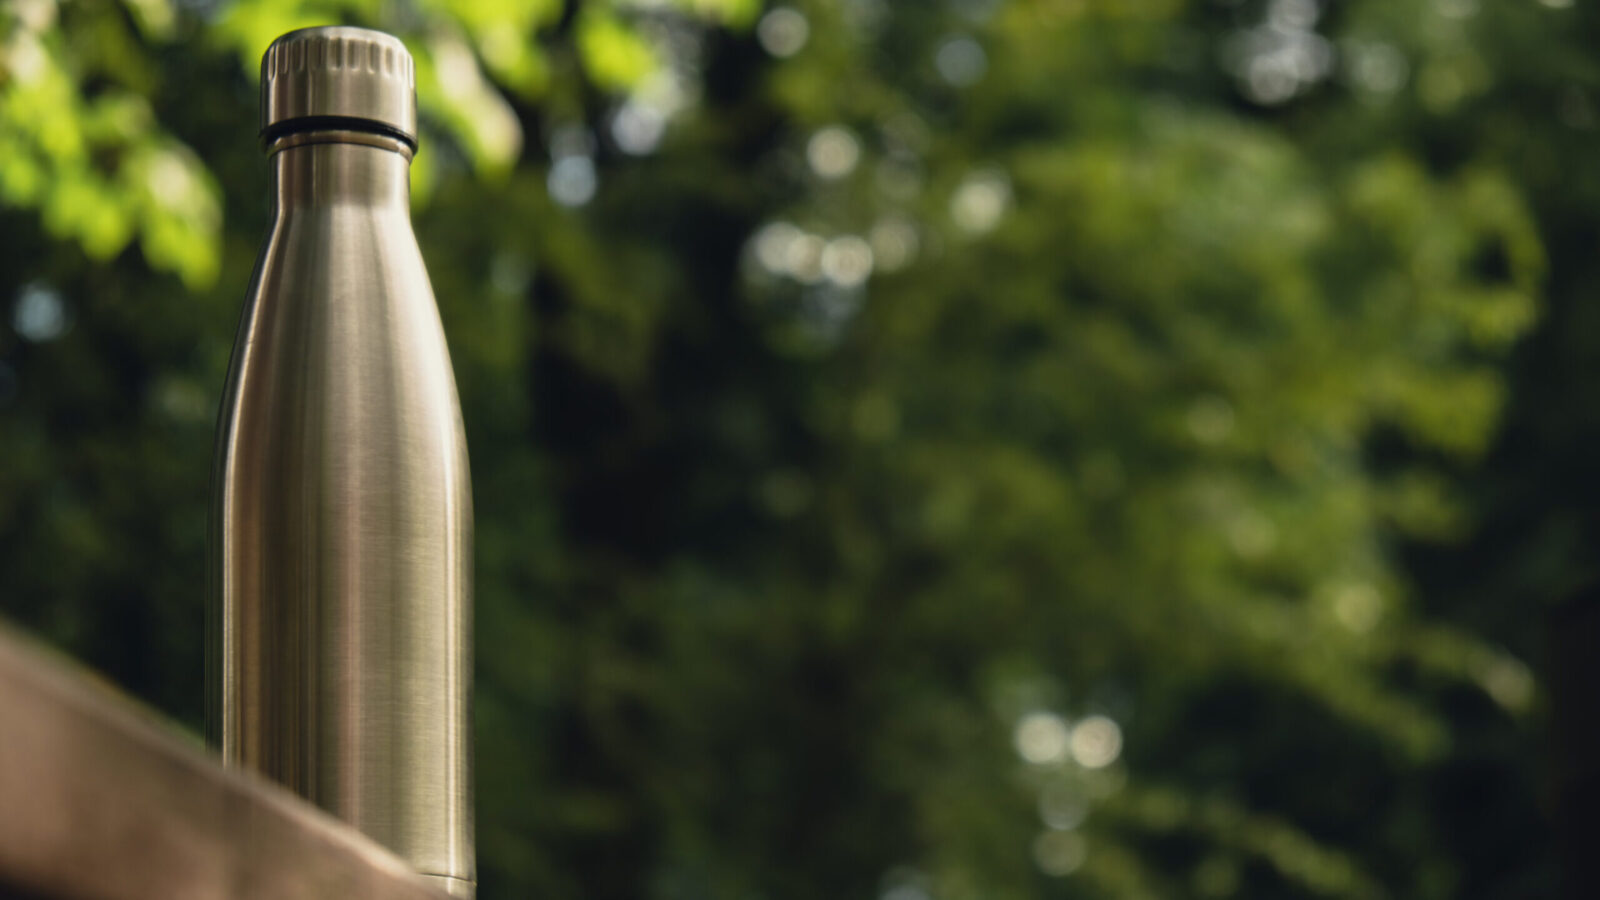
left=209, top=26, right=474, bottom=898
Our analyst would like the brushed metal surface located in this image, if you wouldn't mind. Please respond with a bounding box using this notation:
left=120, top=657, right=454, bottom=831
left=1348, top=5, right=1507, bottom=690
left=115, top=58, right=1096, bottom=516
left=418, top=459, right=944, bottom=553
left=261, top=26, right=417, bottom=140
left=210, top=124, right=473, bottom=894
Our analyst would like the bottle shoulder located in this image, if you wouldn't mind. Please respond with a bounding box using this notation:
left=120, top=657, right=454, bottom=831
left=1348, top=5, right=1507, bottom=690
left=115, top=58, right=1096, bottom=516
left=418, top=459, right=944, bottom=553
left=229, top=213, right=457, bottom=414
left=252, top=206, right=434, bottom=303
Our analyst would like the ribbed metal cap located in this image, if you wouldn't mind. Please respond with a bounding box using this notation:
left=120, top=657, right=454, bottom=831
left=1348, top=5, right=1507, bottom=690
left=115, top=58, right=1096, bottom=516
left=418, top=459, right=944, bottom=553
left=260, top=26, right=417, bottom=143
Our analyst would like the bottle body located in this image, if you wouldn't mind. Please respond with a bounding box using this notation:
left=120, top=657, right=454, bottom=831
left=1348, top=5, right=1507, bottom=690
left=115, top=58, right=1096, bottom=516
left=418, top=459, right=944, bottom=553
left=210, top=133, right=474, bottom=897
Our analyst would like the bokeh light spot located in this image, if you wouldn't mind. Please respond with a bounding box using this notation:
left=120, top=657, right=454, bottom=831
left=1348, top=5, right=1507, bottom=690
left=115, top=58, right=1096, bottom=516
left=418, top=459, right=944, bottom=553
left=1069, top=715, right=1122, bottom=769
left=13, top=281, right=69, bottom=342
left=612, top=100, right=666, bottom=155
left=881, top=886, right=930, bottom=900
left=1345, top=41, right=1408, bottom=94
left=1479, top=656, right=1534, bottom=712
left=757, top=8, right=809, bottom=58
left=822, top=236, right=874, bottom=288
left=786, top=233, right=828, bottom=284
left=935, top=36, right=987, bottom=87
left=1227, top=510, right=1277, bottom=560
left=950, top=169, right=1010, bottom=233
left=1014, top=711, right=1070, bottom=765
left=548, top=156, right=598, bottom=207
left=808, top=127, right=860, bottom=180
left=1269, top=0, right=1319, bottom=29
left=1332, top=582, right=1383, bottom=634
left=869, top=217, right=919, bottom=272
left=1434, top=0, right=1479, bottom=19
left=752, top=221, right=803, bottom=275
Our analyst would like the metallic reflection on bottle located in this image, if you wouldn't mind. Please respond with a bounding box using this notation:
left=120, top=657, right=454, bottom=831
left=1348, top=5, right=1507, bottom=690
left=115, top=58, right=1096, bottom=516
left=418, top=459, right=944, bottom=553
left=208, top=26, right=474, bottom=899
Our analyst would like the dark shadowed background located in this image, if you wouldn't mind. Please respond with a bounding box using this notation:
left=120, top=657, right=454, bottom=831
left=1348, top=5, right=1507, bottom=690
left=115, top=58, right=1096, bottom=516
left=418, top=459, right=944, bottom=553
left=1, top=0, right=1592, bottom=897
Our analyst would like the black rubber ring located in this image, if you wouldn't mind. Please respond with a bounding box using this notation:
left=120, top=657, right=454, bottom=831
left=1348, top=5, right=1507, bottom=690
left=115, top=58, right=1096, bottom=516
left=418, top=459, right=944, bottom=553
left=260, top=115, right=417, bottom=151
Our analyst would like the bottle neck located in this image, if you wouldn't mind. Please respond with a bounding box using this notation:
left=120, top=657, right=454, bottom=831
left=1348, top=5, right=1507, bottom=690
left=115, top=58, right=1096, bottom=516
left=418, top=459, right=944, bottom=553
left=268, top=130, right=413, bottom=212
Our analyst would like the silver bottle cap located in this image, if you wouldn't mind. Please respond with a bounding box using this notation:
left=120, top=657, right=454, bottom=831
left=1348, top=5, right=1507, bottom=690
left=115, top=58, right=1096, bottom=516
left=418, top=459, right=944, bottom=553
left=260, top=26, right=417, bottom=143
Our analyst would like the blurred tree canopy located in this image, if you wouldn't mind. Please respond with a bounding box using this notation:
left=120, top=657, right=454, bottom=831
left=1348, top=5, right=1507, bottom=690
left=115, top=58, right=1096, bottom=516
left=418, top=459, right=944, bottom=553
left=0, top=0, right=1586, bottom=897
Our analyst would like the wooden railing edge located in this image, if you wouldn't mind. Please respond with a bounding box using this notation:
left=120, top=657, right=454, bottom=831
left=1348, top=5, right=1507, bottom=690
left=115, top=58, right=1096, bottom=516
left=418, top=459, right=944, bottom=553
left=0, top=622, right=455, bottom=900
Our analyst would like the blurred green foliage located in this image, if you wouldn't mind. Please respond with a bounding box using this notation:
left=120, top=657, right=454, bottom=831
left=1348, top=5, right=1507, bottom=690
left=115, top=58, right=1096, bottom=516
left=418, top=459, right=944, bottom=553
left=0, top=0, right=1580, bottom=897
